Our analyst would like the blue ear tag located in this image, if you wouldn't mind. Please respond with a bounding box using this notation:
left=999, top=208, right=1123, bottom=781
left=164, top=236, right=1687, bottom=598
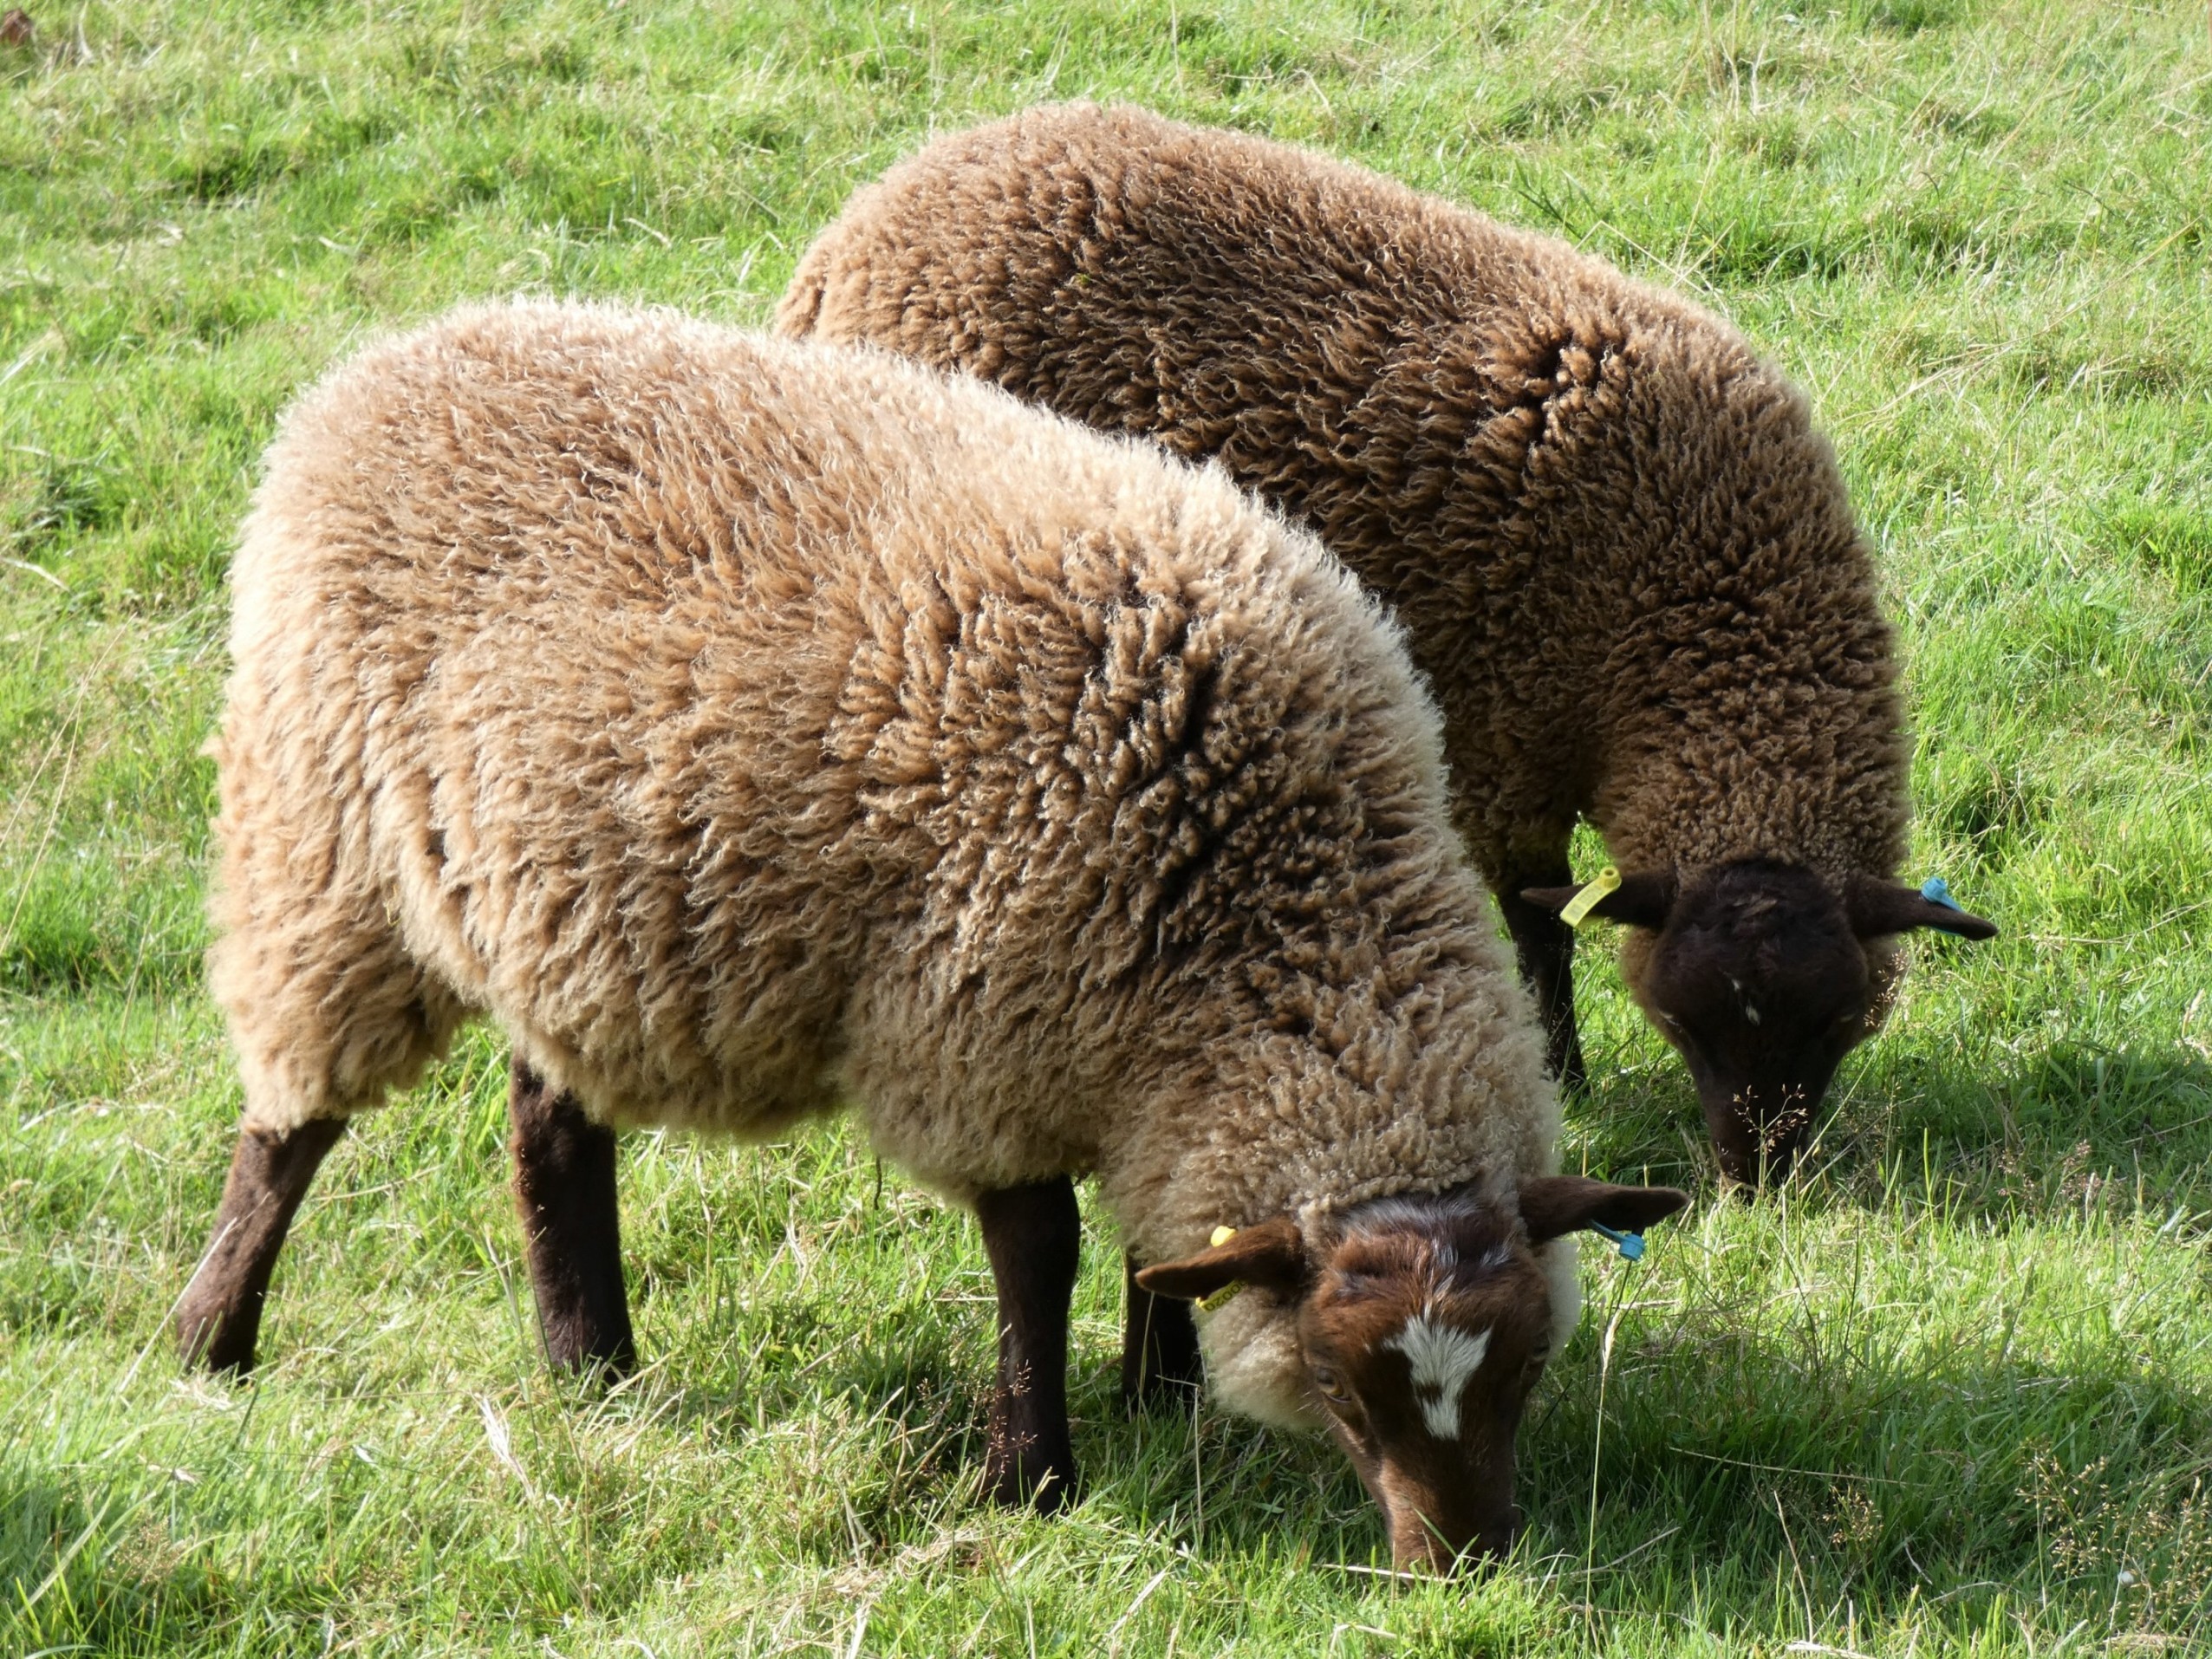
left=1587, top=1221, right=1645, bottom=1261
left=1920, top=875, right=1964, bottom=913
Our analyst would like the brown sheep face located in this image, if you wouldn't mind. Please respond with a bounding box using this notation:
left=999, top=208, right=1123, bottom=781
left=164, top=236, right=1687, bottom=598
left=1136, top=1176, right=1689, bottom=1571
left=1528, top=861, right=1996, bottom=1183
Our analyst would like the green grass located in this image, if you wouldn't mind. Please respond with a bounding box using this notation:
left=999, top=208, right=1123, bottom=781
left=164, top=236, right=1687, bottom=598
left=4, top=0, right=2210, bottom=1651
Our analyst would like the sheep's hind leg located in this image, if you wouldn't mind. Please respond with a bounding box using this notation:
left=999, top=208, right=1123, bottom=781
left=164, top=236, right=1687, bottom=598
left=1498, top=862, right=1587, bottom=1096
left=509, top=1059, right=636, bottom=1377
left=1120, top=1252, right=1201, bottom=1413
left=175, top=1117, right=348, bottom=1375
left=975, top=1175, right=1081, bottom=1513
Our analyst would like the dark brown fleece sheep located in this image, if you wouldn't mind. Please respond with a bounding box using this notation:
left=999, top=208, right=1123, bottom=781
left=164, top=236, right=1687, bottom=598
left=777, top=101, right=1996, bottom=1182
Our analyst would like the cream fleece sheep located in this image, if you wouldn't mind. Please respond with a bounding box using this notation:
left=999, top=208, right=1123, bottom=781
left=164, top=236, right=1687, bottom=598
left=777, top=103, right=1995, bottom=1181
left=205, top=300, right=1566, bottom=1425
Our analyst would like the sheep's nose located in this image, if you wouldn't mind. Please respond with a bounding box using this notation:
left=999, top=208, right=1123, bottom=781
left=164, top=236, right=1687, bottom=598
left=1389, top=1510, right=1518, bottom=1573
left=1479, top=1507, right=1522, bottom=1563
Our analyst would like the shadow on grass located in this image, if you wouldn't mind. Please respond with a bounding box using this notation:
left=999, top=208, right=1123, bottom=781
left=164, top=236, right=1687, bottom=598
left=603, top=1298, right=1387, bottom=1571
left=600, top=1324, right=988, bottom=1565
left=1513, top=1314, right=2212, bottom=1638
left=1567, top=1039, right=2212, bottom=1220
left=1071, top=1309, right=2212, bottom=1640
left=1890, top=1041, right=2212, bottom=1208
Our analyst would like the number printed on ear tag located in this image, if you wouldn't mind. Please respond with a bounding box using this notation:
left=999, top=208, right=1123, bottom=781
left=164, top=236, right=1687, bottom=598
left=1197, top=1225, right=1242, bottom=1311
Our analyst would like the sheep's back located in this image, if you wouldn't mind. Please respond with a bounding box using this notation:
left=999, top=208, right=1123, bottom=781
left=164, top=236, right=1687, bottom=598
left=782, top=104, right=1909, bottom=886
left=225, top=303, right=1454, bottom=1147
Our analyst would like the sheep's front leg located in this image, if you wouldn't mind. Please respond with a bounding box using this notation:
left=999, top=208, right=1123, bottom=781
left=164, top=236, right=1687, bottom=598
left=1120, top=1251, right=1202, bottom=1413
left=975, top=1175, right=1081, bottom=1512
left=509, top=1060, right=636, bottom=1376
left=1498, top=862, right=1586, bottom=1096
left=176, top=1116, right=348, bottom=1375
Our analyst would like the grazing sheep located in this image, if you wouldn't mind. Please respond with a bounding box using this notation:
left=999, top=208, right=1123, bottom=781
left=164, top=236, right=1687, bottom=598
left=177, top=302, right=1686, bottom=1569
left=777, top=101, right=1997, bottom=1185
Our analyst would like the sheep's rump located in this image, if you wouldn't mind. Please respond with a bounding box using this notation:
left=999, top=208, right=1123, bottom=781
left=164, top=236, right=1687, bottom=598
left=210, top=304, right=1469, bottom=1207
left=216, top=311, right=931, bottom=1136
left=779, top=102, right=1909, bottom=888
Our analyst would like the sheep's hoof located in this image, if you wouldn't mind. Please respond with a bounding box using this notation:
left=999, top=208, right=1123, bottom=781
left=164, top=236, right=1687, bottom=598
left=175, top=1300, right=257, bottom=1378
left=509, top=1063, right=638, bottom=1381
left=174, top=1116, right=349, bottom=1381
left=982, top=1441, right=1079, bottom=1514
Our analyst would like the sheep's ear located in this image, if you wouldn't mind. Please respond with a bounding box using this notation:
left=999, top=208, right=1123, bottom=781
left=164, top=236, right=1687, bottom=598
left=1518, top=1175, right=1689, bottom=1245
left=1135, top=1217, right=1305, bottom=1302
left=1519, top=869, right=1678, bottom=931
left=1844, top=878, right=1998, bottom=941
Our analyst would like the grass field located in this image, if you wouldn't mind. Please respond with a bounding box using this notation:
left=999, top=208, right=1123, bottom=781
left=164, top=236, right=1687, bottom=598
left=4, top=1, right=2210, bottom=1652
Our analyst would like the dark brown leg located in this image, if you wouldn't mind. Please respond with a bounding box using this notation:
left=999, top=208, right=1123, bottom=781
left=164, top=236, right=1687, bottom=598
left=974, top=1175, right=1081, bottom=1513
left=1498, top=862, right=1586, bottom=1095
left=1120, top=1251, right=1202, bottom=1413
left=509, top=1059, right=635, bottom=1377
left=176, top=1116, right=348, bottom=1376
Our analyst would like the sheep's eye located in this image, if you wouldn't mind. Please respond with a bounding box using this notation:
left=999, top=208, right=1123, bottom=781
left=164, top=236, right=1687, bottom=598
left=1311, top=1365, right=1349, bottom=1402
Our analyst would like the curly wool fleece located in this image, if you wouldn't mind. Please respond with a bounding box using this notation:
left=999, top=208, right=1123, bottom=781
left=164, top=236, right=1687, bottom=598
left=208, top=302, right=1567, bottom=1428
left=778, top=102, right=1910, bottom=896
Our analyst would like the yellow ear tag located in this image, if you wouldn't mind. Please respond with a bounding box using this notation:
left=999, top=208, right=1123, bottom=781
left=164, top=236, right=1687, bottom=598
left=1198, top=1225, right=1243, bottom=1312
left=1558, top=866, right=1622, bottom=930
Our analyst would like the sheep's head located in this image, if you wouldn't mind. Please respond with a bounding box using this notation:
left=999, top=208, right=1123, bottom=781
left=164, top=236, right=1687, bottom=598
left=1524, top=859, right=1996, bottom=1184
left=1135, top=1175, right=1688, bottom=1571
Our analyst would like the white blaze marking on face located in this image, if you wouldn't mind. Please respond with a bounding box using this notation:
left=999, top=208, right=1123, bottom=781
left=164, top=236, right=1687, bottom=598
left=1383, top=1317, right=1492, bottom=1440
